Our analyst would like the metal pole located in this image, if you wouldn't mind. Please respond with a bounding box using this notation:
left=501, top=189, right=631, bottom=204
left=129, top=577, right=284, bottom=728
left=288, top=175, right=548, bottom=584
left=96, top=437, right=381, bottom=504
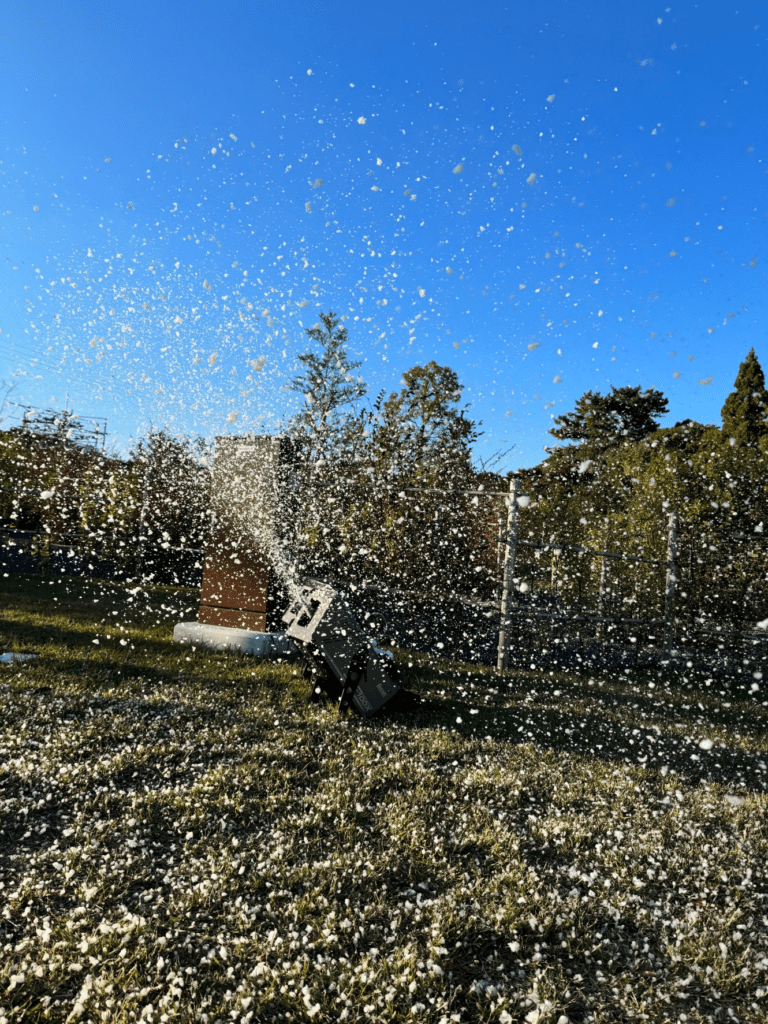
left=497, top=476, right=521, bottom=672
left=496, top=508, right=504, bottom=572
left=136, top=451, right=153, bottom=581
left=664, top=510, right=678, bottom=650
left=595, top=521, right=609, bottom=640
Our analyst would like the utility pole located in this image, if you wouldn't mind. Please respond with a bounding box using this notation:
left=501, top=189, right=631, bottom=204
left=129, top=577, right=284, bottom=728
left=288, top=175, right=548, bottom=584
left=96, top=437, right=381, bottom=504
left=664, top=511, right=678, bottom=650
left=497, top=475, right=521, bottom=672
left=596, top=520, right=610, bottom=640
left=136, top=446, right=154, bottom=581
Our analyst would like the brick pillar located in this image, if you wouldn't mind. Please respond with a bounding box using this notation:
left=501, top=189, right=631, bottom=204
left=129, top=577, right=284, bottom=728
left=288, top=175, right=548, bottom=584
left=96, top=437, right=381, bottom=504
left=198, top=436, right=292, bottom=632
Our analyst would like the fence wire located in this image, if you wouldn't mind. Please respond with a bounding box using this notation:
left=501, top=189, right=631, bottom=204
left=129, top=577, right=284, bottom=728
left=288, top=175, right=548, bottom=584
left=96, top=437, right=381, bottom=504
left=2, top=439, right=767, bottom=676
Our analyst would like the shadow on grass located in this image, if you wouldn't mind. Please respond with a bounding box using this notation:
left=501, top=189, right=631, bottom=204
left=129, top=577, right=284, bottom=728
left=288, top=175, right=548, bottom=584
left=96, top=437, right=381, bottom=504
left=3, top=571, right=767, bottom=795
left=0, top=571, right=197, bottom=630
left=385, top=658, right=768, bottom=794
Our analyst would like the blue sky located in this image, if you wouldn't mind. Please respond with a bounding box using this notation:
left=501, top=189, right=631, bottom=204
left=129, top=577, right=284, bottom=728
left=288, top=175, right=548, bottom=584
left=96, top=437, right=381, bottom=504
left=1, top=0, right=766, bottom=470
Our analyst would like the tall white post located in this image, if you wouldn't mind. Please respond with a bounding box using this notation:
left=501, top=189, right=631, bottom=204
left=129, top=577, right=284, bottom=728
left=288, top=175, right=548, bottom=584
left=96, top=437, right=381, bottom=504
left=497, top=476, right=521, bottom=672
left=664, top=510, right=678, bottom=650
left=595, top=520, right=610, bottom=640
left=135, top=452, right=153, bottom=581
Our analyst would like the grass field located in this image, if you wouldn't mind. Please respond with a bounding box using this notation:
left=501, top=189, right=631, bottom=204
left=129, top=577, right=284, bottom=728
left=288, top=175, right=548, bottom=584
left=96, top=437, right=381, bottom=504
left=1, top=572, right=767, bottom=1024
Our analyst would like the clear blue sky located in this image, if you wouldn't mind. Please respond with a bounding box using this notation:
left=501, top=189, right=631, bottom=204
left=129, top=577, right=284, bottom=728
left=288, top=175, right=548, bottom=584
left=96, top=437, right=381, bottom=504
left=1, top=0, right=766, bottom=469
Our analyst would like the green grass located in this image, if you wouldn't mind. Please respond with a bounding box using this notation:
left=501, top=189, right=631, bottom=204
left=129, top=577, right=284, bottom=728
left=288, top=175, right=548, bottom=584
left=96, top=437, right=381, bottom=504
left=1, top=571, right=767, bottom=1024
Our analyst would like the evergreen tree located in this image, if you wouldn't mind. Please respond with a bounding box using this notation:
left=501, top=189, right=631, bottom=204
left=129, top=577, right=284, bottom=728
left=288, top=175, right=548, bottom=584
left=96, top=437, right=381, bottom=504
left=720, top=348, right=768, bottom=446
left=286, top=311, right=367, bottom=457
left=282, top=312, right=367, bottom=581
left=549, top=385, right=668, bottom=449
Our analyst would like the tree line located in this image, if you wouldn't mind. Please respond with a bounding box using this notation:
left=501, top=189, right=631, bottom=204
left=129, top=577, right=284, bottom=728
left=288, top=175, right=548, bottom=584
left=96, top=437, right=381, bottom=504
left=1, top=313, right=767, bottom=646
left=282, top=314, right=768, bottom=644
left=514, top=349, right=768, bottom=637
left=0, top=425, right=210, bottom=583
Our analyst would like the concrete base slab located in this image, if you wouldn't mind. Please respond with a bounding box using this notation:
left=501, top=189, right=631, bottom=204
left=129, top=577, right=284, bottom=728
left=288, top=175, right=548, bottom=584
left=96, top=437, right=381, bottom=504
left=173, top=621, right=296, bottom=659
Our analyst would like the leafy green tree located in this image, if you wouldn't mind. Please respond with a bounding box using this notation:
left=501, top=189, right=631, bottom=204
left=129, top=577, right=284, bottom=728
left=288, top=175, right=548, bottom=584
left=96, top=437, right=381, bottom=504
left=290, top=360, right=486, bottom=598
left=332, top=362, right=484, bottom=594
left=549, top=385, right=669, bottom=450
left=370, top=361, right=479, bottom=487
left=720, top=348, right=768, bottom=446
left=0, top=428, right=59, bottom=531
left=531, top=384, right=670, bottom=569
left=129, top=431, right=211, bottom=551
left=0, top=423, right=140, bottom=572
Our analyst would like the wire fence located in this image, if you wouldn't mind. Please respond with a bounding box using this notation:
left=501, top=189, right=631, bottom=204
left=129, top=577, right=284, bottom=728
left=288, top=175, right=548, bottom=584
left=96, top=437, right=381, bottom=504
left=3, top=450, right=767, bottom=678
left=280, top=468, right=768, bottom=678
